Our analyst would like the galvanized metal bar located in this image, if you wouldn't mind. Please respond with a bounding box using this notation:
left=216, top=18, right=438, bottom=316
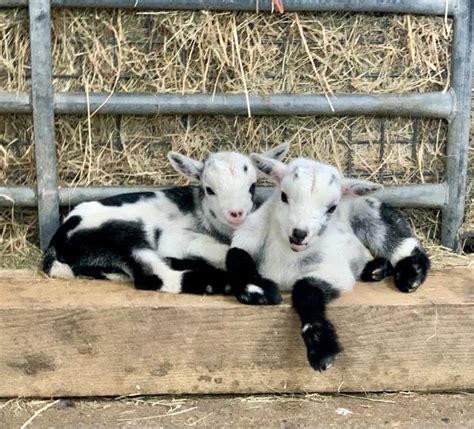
left=0, top=91, right=454, bottom=118
left=0, top=93, right=31, bottom=114
left=0, top=91, right=455, bottom=118
left=54, top=91, right=454, bottom=118
left=0, top=183, right=449, bottom=209
left=0, top=0, right=455, bottom=15
left=29, top=0, right=60, bottom=250
left=441, top=0, right=472, bottom=250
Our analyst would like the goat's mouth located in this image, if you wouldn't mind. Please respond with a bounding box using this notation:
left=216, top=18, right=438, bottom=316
left=289, top=239, right=309, bottom=252
left=225, top=217, right=245, bottom=228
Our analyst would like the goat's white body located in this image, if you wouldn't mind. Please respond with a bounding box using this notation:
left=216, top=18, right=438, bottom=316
left=61, top=189, right=230, bottom=279
left=236, top=194, right=371, bottom=292
left=44, top=146, right=291, bottom=292
left=230, top=155, right=430, bottom=372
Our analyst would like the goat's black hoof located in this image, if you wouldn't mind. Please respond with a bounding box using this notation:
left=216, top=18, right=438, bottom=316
left=360, top=257, right=393, bottom=282
left=236, top=277, right=282, bottom=305
left=393, top=249, right=430, bottom=293
left=302, top=320, right=341, bottom=372
left=309, top=353, right=337, bottom=372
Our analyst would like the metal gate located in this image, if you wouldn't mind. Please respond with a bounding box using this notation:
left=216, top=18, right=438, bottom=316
left=0, top=0, right=471, bottom=251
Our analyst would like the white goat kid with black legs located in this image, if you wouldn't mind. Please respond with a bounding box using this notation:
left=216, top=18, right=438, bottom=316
left=226, top=155, right=430, bottom=371
left=43, top=143, right=290, bottom=295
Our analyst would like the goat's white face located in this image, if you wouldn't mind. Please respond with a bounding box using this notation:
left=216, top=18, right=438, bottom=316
left=250, top=155, right=382, bottom=252
left=201, top=152, right=257, bottom=227
left=168, top=143, right=289, bottom=229
left=276, top=159, right=342, bottom=251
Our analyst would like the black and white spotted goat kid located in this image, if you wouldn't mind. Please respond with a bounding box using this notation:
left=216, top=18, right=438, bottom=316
left=43, top=144, right=290, bottom=294
left=226, top=155, right=430, bottom=371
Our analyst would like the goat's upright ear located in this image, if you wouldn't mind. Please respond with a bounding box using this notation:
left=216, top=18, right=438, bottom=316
left=250, top=154, right=287, bottom=184
left=341, top=178, right=383, bottom=198
left=167, top=152, right=204, bottom=182
left=261, top=142, right=290, bottom=161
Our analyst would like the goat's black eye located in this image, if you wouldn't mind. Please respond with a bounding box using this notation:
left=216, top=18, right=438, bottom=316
left=281, top=192, right=288, bottom=204
left=327, top=205, right=337, bottom=214
left=205, top=187, right=215, bottom=196
left=249, top=183, right=256, bottom=196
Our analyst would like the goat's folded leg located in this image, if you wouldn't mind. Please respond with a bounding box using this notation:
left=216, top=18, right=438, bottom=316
left=349, top=198, right=431, bottom=293
left=359, top=257, right=394, bottom=282
left=226, top=247, right=282, bottom=305
left=166, top=257, right=232, bottom=295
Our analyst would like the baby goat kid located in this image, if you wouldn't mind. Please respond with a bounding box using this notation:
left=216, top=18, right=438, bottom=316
left=43, top=144, right=289, bottom=294
left=226, top=156, right=430, bottom=371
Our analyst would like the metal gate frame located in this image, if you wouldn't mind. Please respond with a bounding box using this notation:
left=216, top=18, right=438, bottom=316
left=0, top=0, right=471, bottom=251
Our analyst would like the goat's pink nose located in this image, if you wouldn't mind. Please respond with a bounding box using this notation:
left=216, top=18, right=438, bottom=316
left=229, top=209, right=245, bottom=219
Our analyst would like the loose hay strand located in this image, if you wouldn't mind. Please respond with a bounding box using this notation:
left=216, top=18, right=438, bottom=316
left=20, top=399, right=60, bottom=429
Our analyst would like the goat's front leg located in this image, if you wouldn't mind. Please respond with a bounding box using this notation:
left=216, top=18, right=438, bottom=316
left=292, top=277, right=342, bottom=371
left=226, top=248, right=282, bottom=305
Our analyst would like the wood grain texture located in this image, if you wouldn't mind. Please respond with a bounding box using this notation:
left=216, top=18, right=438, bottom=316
left=0, top=269, right=472, bottom=397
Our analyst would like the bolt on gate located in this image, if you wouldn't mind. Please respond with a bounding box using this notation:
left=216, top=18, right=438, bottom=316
left=0, top=0, right=471, bottom=252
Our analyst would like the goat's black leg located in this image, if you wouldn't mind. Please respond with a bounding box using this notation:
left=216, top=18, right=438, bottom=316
left=166, top=257, right=232, bottom=295
left=292, top=277, right=341, bottom=371
left=226, top=248, right=282, bottom=305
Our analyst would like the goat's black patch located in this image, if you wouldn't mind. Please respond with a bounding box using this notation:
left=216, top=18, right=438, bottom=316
left=129, top=262, right=163, bottom=291
left=257, top=161, right=273, bottom=176
left=154, top=228, right=162, bottom=246
left=272, top=148, right=286, bottom=159
left=172, top=258, right=231, bottom=295
left=243, top=165, right=248, bottom=173
left=46, top=218, right=159, bottom=290
left=167, top=257, right=232, bottom=295
left=351, top=201, right=412, bottom=256
left=162, top=186, right=196, bottom=213
left=100, top=192, right=156, bottom=206
left=249, top=183, right=256, bottom=197
left=43, top=215, right=82, bottom=272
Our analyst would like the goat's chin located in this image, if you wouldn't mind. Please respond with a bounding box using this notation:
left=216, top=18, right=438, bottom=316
left=226, top=219, right=244, bottom=230
left=290, top=243, right=308, bottom=252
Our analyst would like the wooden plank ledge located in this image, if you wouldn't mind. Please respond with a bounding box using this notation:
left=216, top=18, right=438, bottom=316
left=0, top=268, right=472, bottom=397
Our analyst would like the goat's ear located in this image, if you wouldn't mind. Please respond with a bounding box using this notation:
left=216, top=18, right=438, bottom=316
left=167, top=152, right=204, bottom=182
left=261, top=142, right=290, bottom=161
left=250, top=154, right=287, bottom=184
left=341, top=178, right=383, bottom=198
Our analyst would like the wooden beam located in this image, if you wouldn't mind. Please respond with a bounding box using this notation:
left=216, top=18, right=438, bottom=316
left=0, top=269, right=472, bottom=397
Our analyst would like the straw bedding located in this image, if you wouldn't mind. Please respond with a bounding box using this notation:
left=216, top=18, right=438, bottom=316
left=0, top=8, right=471, bottom=269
